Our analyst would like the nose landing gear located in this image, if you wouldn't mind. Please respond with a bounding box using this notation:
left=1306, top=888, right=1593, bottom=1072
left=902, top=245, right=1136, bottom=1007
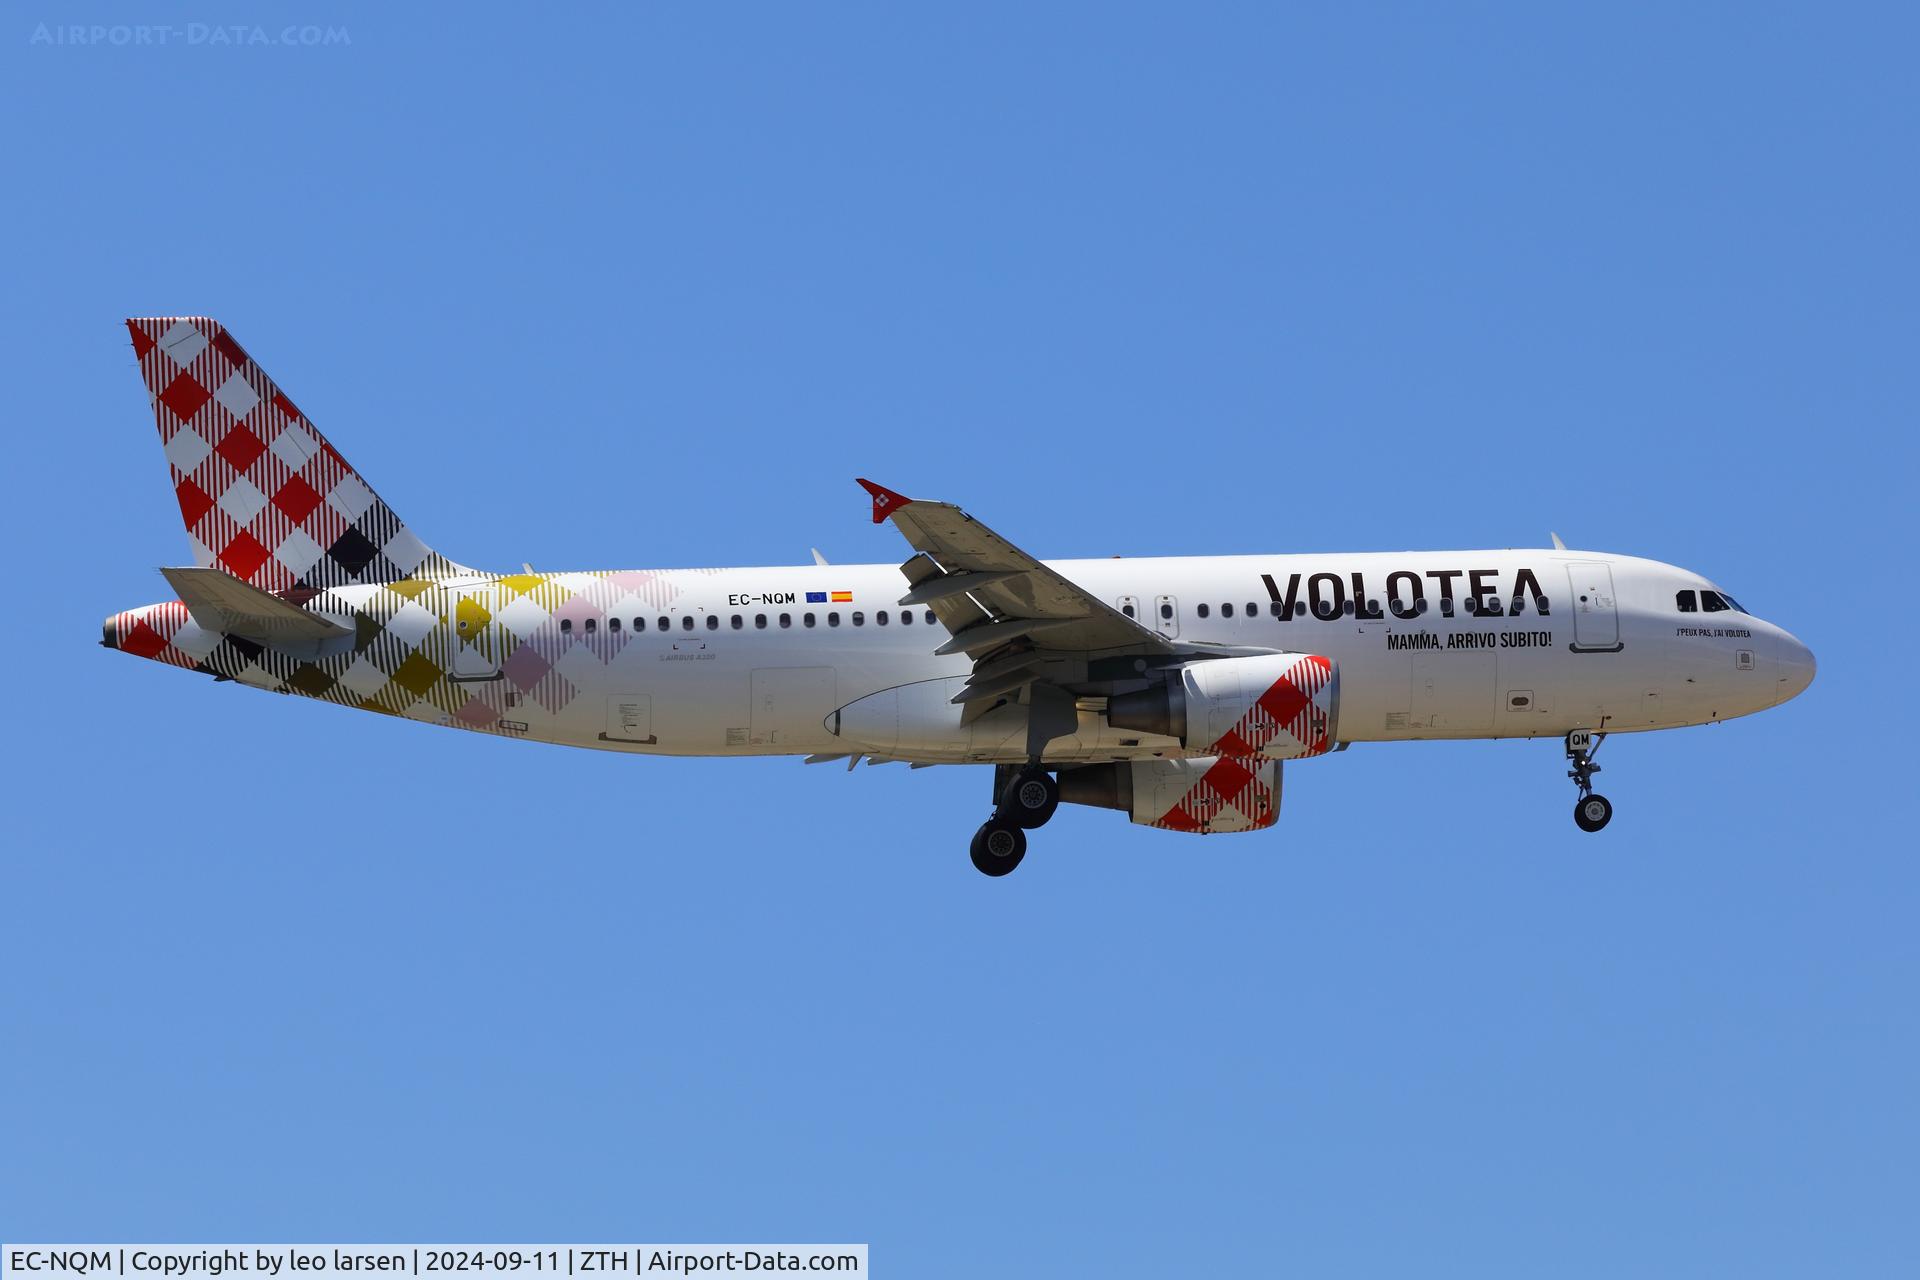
left=1566, top=729, right=1612, bottom=832
left=970, top=766, right=1059, bottom=876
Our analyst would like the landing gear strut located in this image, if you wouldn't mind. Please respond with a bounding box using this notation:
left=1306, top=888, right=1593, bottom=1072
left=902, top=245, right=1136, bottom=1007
left=970, top=766, right=1058, bottom=876
left=1566, top=729, right=1613, bottom=832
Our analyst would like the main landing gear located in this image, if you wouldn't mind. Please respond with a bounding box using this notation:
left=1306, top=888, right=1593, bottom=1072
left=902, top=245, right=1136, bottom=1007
left=969, top=819, right=1027, bottom=876
left=970, top=766, right=1059, bottom=876
left=1566, top=729, right=1613, bottom=832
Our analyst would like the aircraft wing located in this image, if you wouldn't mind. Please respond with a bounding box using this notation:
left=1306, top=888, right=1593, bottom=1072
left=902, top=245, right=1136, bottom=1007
left=857, top=479, right=1219, bottom=728
left=858, top=479, right=1172, bottom=657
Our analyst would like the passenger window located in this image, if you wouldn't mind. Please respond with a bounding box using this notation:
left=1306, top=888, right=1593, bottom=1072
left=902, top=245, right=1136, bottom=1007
left=702, top=615, right=714, bottom=630
left=731, top=615, right=743, bottom=629
left=560, top=619, right=573, bottom=634
left=1160, top=603, right=1173, bottom=620
left=1122, top=604, right=1135, bottom=617
left=900, top=609, right=912, bottom=625
left=828, top=612, right=841, bottom=627
left=585, top=618, right=597, bottom=634
left=876, top=610, right=889, bottom=626
left=655, top=616, right=666, bottom=631
left=1222, top=602, right=1234, bottom=618
left=1246, top=602, right=1257, bottom=617
left=1270, top=602, right=1284, bottom=618
left=1196, top=603, right=1210, bottom=618
left=779, top=613, right=791, bottom=628
left=1676, top=590, right=1697, bottom=613
left=852, top=611, right=865, bottom=626
left=754, top=614, right=767, bottom=629
left=608, top=617, right=620, bottom=633
left=803, top=612, right=816, bottom=628
left=924, top=610, right=935, bottom=624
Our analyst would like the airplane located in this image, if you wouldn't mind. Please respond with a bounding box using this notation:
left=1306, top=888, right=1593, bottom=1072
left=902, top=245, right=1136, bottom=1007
left=104, top=317, right=1816, bottom=875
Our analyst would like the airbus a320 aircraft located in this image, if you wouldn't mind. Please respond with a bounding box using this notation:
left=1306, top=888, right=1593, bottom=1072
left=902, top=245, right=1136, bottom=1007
left=105, top=318, right=1815, bottom=875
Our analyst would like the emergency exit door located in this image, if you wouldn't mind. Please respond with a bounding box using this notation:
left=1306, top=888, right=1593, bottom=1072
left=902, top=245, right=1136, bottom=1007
left=1566, top=562, right=1621, bottom=652
left=1153, top=595, right=1180, bottom=639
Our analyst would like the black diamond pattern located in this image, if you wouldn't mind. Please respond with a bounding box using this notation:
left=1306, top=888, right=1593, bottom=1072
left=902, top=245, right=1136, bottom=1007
left=326, top=526, right=380, bottom=576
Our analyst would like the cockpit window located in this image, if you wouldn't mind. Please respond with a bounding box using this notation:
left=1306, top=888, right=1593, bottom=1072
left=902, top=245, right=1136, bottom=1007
left=1676, top=590, right=1698, bottom=613
left=1701, top=591, right=1730, bottom=613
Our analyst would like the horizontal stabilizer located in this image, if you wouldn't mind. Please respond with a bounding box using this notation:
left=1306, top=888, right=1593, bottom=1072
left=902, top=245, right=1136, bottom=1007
left=160, top=565, right=352, bottom=645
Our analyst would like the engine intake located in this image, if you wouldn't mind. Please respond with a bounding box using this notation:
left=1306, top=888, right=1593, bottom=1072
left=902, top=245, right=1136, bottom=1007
left=1108, top=653, right=1338, bottom=759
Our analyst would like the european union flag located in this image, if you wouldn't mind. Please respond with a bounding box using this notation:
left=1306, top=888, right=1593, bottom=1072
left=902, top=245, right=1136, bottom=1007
left=805, top=591, right=828, bottom=603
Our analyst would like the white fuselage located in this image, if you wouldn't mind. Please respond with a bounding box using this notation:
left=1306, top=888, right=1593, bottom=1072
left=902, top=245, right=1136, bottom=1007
left=316, top=548, right=1809, bottom=763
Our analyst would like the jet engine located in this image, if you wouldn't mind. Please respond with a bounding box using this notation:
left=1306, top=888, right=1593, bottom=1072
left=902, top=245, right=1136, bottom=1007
left=1059, top=756, right=1282, bottom=832
left=1106, top=652, right=1338, bottom=759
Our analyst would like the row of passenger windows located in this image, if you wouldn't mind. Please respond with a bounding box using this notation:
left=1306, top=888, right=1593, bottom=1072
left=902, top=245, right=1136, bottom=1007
left=560, top=609, right=939, bottom=635
left=559, top=593, right=1573, bottom=634
left=1676, top=589, right=1744, bottom=614
left=560, top=593, right=1747, bottom=630
left=1121, top=598, right=1508, bottom=620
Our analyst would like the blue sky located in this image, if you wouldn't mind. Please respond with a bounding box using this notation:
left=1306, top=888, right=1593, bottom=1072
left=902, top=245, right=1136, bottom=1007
left=3, top=3, right=1915, bottom=1274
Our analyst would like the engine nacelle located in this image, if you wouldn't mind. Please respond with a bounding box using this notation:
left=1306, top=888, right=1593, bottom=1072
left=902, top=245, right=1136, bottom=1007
left=1059, top=756, right=1282, bottom=833
left=1107, top=653, right=1338, bottom=758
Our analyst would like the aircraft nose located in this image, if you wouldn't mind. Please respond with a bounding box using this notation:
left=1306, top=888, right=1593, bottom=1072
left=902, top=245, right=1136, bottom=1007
left=1775, top=629, right=1815, bottom=705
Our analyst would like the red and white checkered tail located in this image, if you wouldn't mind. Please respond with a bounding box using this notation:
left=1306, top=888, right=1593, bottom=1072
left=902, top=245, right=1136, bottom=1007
left=125, top=317, right=464, bottom=593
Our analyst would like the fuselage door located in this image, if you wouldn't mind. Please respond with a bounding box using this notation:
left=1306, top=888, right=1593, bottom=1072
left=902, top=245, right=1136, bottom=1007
left=1566, top=562, right=1621, bottom=652
left=1154, top=595, right=1180, bottom=639
left=450, top=584, right=501, bottom=680
left=751, top=667, right=838, bottom=747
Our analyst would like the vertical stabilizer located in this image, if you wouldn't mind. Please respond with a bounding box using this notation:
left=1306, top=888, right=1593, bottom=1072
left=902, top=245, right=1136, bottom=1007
left=126, top=317, right=463, bottom=593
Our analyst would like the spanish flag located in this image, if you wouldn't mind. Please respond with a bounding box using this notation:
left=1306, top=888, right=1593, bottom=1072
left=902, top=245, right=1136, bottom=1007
left=830, top=590, right=853, bottom=603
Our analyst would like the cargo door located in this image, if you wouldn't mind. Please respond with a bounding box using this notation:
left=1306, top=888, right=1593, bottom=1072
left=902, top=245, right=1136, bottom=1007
left=1411, top=651, right=1495, bottom=734
left=750, top=667, right=838, bottom=746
